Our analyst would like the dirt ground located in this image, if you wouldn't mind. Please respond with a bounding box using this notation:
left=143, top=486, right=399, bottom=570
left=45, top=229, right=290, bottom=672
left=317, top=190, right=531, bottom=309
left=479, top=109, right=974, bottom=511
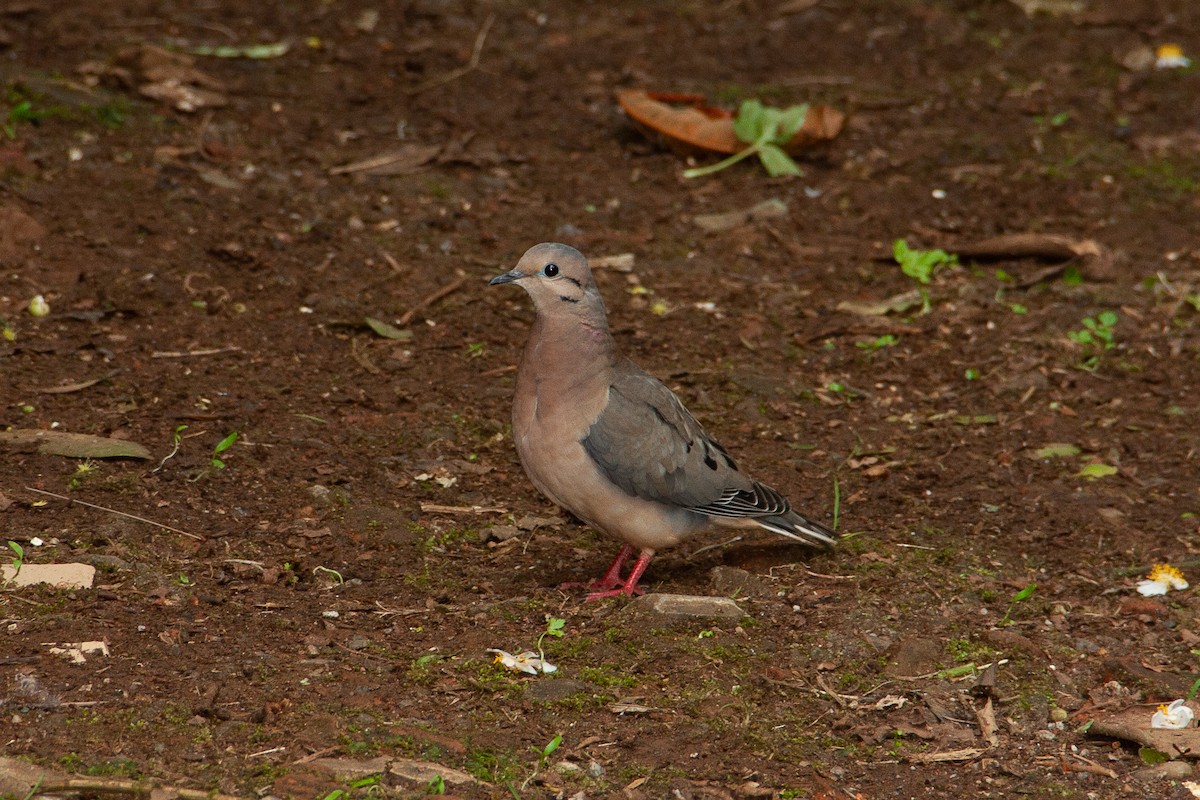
left=3, top=1, right=1200, bottom=798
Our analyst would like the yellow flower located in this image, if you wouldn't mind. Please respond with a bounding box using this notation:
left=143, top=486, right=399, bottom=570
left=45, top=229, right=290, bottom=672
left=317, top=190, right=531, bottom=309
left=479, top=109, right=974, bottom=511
left=487, top=648, right=557, bottom=675
left=1137, top=563, right=1188, bottom=596
left=1152, top=699, right=1194, bottom=729
left=1156, top=44, right=1192, bottom=69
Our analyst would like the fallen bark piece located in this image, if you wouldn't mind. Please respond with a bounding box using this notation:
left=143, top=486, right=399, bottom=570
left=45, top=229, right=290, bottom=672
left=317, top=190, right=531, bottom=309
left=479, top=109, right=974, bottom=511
left=0, top=429, right=151, bottom=460
left=948, top=232, right=1117, bottom=282
left=0, top=756, right=246, bottom=800
left=3, top=562, right=96, bottom=589
left=836, top=289, right=925, bottom=316
left=617, top=89, right=844, bottom=157
left=1089, top=703, right=1200, bottom=759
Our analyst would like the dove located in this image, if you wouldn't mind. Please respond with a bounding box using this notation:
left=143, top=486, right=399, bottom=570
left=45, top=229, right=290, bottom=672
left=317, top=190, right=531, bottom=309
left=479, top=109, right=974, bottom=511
left=490, top=243, right=836, bottom=599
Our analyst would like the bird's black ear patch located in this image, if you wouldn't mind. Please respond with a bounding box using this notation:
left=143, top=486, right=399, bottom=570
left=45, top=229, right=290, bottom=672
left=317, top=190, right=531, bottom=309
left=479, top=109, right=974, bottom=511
left=559, top=295, right=579, bottom=304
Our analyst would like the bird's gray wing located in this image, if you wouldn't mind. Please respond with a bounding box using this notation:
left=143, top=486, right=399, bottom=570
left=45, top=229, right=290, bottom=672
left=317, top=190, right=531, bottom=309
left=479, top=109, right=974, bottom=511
left=581, top=361, right=790, bottom=519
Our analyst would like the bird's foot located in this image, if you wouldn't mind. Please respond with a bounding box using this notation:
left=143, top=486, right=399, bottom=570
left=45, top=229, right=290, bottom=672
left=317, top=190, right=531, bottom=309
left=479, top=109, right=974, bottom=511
left=560, top=544, right=637, bottom=593
left=584, top=583, right=645, bottom=601
left=581, top=548, right=655, bottom=601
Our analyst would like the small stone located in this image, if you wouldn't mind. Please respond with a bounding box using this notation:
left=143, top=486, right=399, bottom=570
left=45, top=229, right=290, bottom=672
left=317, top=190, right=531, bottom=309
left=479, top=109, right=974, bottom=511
left=625, top=593, right=745, bottom=622
left=347, top=636, right=370, bottom=651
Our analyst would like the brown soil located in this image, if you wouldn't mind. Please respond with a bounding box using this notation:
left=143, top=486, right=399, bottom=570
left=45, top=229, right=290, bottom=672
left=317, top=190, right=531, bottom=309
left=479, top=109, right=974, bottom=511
left=3, top=2, right=1200, bottom=798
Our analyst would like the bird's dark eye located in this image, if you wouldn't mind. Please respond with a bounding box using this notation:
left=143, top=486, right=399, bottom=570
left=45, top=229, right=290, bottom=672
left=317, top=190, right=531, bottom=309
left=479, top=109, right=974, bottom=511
left=543, top=263, right=559, bottom=277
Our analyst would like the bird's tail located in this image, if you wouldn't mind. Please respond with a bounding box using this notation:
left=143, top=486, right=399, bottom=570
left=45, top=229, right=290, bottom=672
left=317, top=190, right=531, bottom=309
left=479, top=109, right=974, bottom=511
left=756, top=510, right=838, bottom=548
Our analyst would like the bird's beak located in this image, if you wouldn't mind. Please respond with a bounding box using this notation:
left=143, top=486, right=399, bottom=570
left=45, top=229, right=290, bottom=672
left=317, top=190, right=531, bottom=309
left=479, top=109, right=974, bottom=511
left=489, top=269, right=522, bottom=286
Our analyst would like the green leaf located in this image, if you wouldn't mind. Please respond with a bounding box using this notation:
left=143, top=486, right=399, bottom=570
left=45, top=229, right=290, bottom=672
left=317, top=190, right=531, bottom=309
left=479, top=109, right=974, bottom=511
left=1097, top=310, right=1118, bottom=327
left=1035, top=443, right=1080, bottom=459
left=1076, top=463, right=1117, bottom=479
left=758, top=143, right=802, bottom=177
left=776, top=103, right=810, bottom=140
left=542, top=734, right=562, bottom=757
left=732, top=99, right=766, bottom=143
left=546, top=617, right=566, bottom=637
left=1012, top=583, right=1036, bottom=602
left=214, top=432, right=239, bottom=455
left=1139, top=746, right=1169, bottom=766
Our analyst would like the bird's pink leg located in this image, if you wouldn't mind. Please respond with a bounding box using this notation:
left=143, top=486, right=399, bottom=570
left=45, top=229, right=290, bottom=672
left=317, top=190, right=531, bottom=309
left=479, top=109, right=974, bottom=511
left=589, top=544, right=636, bottom=590
left=585, top=548, right=655, bottom=601
left=560, top=544, right=635, bottom=592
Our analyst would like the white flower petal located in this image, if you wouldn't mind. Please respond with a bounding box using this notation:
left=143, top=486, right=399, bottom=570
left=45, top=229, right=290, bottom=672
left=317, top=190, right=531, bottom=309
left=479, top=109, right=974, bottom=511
left=487, top=648, right=540, bottom=675
left=1151, top=699, right=1194, bottom=729
left=1137, top=579, right=1169, bottom=596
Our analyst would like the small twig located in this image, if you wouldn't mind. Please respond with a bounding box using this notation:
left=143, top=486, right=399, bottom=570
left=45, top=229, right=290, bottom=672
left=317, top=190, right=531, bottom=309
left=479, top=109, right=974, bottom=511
left=381, top=251, right=405, bottom=275
left=22, top=487, right=203, bottom=540
left=33, top=369, right=121, bottom=395
left=291, top=745, right=340, bottom=765
left=1064, top=758, right=1118, bottom=779
left=408, top=13, right=495, bottom=95
left=813, top=673, right=852, bottom=708
left=246, top=746, right=286, bottom=759
left=419, top=503, right=507, bottom=514
left=373, top=601, right=434, bottom=617
left=479, top=364, right=517, bottom=378
left=151, top=346, right=241, bottom=358
left=397, top=271, right=468, bottom=325
left=688, top=535, right=743, bottom=559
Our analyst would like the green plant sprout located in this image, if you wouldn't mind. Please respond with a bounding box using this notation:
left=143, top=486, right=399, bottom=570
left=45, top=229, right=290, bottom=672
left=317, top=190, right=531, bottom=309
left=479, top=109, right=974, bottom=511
left=3, top=97, right=50, bottom=139
left=313, top=565, right=345, bottom=585
left=211, top=431, right=239, bottom=470
left=855, top=334, right=897, bottom=351
left=999, top=582, right=1036, bottom=625
left=1067, top=310, right=1118, bottom=350
left=1067, top=310, right=1118, bottom=370
left=893, top=239, right=957, bottom=285
left=321, top=774, right=383, bottom=800
left=425, top=774, right=446, bottom=794
left=683, top=99, right=808, bottom=178
left=154, top=424, right=188, bottom=473
left=893, top=239, right=957, bottom=312
left=512, top=734, right=562, bottom=796
left=5, top=540, right=24, bottom=580
left=68, top=460, right=100, bottom=490
left=536, top=616, right=565, bottom=663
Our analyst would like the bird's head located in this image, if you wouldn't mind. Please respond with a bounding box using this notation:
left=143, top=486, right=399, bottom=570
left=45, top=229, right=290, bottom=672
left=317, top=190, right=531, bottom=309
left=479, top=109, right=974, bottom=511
left=490, top=242, right=606, bottom=318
